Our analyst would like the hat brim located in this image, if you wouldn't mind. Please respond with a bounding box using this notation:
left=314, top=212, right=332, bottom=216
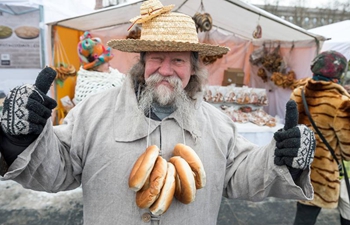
left=130, top=5, right=174, bottom=24
left=107, top=39, right=230, bottom=56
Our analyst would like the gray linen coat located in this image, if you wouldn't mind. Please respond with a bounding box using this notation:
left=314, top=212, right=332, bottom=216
left=1, top=75, right=313, bottom=225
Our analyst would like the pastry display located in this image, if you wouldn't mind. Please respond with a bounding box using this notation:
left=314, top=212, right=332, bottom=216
left=0, top=25, right=13, bottom=39
left=14, top=26, right=40, bottom=39
left=204, top=85, right=276, bottom=127
left=204, top=85, right=268, bottom=106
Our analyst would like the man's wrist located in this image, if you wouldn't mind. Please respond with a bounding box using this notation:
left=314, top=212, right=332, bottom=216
left=0, top=127, right=38, bottom=165
left=288, top=166, right=303, bottom=181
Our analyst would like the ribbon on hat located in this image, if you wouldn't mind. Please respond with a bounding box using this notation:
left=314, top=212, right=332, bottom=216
left=128, top=7, right=163, bottom=31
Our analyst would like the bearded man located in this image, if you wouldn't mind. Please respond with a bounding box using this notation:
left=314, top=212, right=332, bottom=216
left=0, top=0, right=316, bottom=224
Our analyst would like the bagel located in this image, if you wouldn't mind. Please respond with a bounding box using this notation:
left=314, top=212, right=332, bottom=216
left=135, top=156, right=167, bottom=208
left=169, top=156, right=196, bottom=204
left=150, top=162, right=176, bottom=215
left=129, top=145, right=159, bottom=191
left=173, top=143, right=206, bottom=189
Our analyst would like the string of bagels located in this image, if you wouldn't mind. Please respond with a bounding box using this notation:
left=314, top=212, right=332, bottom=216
left=128, top=144, right=206, bottom=216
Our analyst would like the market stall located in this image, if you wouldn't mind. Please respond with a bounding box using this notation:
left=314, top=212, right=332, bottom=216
left=46, top=0, right=326, bottom=124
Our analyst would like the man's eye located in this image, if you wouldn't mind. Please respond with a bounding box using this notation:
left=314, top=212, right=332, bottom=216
left=174, top=58, right=185, bottom=63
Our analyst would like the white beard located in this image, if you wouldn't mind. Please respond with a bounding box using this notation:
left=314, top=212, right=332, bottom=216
left=138, top=73, right=196, bottom=126
left=153, top=82, right=176, bottom=105
left=139, top=73, right=183, bottom=108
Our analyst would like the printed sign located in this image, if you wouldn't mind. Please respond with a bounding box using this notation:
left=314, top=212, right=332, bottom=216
left=0, top=5, right=41, bottom=68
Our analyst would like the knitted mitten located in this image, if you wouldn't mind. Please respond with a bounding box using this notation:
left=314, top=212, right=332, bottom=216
left=1, top=67, right=57, bottom=136
left=274, top=100, right=316, bottom=170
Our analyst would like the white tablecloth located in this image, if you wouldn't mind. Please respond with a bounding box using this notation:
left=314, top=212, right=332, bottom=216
left=235, top=122, right=284, bottom=146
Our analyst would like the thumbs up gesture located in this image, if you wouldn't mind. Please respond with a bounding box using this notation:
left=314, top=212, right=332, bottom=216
left=273, top=100, right=316, bottom=170
left=1, top=67, right=57, bottom=136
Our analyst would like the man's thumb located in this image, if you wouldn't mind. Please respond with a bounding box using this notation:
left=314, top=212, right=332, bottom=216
left=35, top=67, right=57, bottom=94
left=284, top=100, right=298, bottom=130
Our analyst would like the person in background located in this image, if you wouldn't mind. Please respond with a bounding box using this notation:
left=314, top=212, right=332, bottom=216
left=342, top=61, right=350, bottom=93
left=0, top=0, right=316, bottom=224
left=290, top=50, right=350, bottom=225
left=74, top=31, right=125, bottom=105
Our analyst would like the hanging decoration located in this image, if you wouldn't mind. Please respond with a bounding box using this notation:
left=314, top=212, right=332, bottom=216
left=192, top=0, right=213, bottom=33
left=50, top=28, right=76, bottom=87
left=192, top=12, right=213, bottom=33
left=126, top=25, right=141, bottom=39
left=252, top=15, right=262, bottom=39
left=192, top=0, right=221, bottom=65
left=200, top=32, right=225, bottom=65
left=201, top=54, right=223, bottom=65
left=250, top=42, right=297, bottom=90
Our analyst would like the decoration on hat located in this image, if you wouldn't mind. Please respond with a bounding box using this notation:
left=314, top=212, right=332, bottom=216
left=128, top=0, right=174, bottom=31
left=77, top=31, right=113, bottom=70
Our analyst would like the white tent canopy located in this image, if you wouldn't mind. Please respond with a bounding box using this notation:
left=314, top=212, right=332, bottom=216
left=309, top=20, right=350, bottom=60
left=48, top=0, right=325, bottom=44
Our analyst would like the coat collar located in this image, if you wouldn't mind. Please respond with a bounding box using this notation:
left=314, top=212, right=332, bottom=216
left=307, top=79, right=350, bottom=96
left=113, top=75, right=202, bottom=142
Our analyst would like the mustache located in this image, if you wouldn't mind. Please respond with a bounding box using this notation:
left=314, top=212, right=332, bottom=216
left=145, top=73, right=182, bottom=90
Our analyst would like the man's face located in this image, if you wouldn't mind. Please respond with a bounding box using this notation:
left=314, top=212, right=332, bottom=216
left=144, top=51, right=194, bottom=89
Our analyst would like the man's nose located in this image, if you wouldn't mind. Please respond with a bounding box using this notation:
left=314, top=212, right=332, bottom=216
left=158, top=60, right=173, bottom=76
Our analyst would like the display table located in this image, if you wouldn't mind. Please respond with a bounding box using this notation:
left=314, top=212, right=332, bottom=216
left=235, top=122, right=284, bottom=145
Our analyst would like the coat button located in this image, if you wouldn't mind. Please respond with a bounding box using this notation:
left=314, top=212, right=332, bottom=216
left=142, top=212, right=151, bottom=223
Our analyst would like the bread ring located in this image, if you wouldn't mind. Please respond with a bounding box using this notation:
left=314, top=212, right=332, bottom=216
left=169, top=156, right=196, bottom=204
left=150, top=162, right=176, bottom=215
left=173, top=143, right=206, bottom=189
left=129, top=145, right=159, bottom=192
left=135, top=156, right=167, bottom=208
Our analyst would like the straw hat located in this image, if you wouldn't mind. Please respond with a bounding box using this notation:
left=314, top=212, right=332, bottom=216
left=107, top=0, right=229, bottom=56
